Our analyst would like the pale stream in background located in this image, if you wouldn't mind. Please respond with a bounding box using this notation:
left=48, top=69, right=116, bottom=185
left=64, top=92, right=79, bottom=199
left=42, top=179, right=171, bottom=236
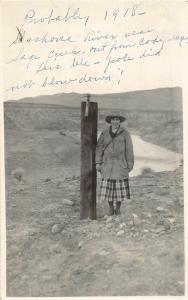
left=130, top=135, right=182, bottom=177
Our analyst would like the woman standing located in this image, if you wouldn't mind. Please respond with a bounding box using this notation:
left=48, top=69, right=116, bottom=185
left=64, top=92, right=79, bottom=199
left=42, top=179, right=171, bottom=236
left=96, top=114, right=134, bottom=215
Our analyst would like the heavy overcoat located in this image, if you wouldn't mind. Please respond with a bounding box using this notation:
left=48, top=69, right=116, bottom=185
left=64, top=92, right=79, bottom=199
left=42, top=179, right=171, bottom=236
left=96, top=126, right=134, bottom=179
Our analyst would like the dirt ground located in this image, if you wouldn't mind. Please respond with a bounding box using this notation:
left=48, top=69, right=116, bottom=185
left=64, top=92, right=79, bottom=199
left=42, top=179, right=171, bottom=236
left=5, top=128, right=184, bottom=296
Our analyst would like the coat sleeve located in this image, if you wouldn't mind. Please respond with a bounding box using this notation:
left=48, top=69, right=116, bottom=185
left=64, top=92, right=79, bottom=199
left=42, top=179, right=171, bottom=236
left=125, top=132, right=134, bottom=171
left=95, top=132, right=104, bottom=164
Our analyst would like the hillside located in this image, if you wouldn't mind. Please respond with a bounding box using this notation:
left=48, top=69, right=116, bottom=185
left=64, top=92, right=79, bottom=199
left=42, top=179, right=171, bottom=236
left=4, top=101, right=183, bottom=153
left=6, top=87, right=182, bottom=111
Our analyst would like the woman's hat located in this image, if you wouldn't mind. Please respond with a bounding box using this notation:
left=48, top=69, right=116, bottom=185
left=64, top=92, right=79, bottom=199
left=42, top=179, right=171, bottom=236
left=105, top=115, right=126, bottom=123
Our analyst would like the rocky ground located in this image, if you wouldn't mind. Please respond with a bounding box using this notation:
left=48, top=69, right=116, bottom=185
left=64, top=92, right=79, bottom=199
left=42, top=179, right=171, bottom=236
left=5, top=128, right=184, bottom=296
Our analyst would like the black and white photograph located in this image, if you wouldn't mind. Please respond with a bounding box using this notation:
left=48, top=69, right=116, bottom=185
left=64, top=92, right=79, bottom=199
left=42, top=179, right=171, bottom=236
left=1, top=1, right=188, bottom=299
left=3, top=87, right=184, bottom=296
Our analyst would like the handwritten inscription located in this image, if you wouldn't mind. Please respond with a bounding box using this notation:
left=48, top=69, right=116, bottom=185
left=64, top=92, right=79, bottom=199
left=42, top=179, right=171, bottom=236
left=7, top=47, right=40, bottom=69
left=103, top=3, right=146, bottom=21
left=5, top=3, right=188, bottom=95
left=22, top=8, right=90, bottom=27
left=10, top=31, right=76, bottom=46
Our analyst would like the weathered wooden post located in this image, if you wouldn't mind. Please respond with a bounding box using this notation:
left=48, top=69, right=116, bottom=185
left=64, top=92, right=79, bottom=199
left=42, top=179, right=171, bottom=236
left=80, top=95, right=98, bottom=219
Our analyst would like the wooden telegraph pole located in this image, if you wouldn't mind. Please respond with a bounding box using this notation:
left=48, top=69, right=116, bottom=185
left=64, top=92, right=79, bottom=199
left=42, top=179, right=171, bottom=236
left=80, top=95, right=98, bottom=219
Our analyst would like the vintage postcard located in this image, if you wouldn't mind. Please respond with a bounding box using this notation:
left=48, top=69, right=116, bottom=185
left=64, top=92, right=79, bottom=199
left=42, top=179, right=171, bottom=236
left=0, top=0, right=188, bottom=298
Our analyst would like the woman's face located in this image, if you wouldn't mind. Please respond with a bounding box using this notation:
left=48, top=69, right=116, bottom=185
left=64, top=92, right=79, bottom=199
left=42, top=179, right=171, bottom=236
left=111, top=118, right=120, bottom=129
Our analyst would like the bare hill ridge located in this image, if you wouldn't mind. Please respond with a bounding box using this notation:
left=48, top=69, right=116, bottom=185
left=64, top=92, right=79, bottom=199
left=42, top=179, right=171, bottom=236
left=7, top=87, right=182, bottom=111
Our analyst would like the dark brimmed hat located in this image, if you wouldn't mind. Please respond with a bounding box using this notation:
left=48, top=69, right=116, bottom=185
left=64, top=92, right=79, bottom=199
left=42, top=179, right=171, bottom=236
left=105, top=115, right=126, bottom=124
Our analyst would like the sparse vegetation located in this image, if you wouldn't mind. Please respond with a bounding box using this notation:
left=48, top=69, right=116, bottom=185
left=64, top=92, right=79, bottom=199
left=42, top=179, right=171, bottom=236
left=4, top=100, right=184, bottom=297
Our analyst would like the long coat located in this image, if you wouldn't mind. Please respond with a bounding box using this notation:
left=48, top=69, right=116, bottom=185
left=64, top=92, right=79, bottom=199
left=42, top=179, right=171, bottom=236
left=95, top=126, right=134, bottom=179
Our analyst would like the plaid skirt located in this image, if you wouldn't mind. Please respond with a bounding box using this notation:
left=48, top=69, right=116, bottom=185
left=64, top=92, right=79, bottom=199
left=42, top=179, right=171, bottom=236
left=100, top=178, right=130, bottom=202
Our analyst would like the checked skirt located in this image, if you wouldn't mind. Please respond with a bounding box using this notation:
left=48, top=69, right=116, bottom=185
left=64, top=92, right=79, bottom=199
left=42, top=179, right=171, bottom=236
left=100, top=178, right=130, bottom=203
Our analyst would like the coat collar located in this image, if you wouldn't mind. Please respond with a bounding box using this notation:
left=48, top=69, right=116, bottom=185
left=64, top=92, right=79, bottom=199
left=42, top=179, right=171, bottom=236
left=111, top=125, right=125, bottom=134
left=108, top=125, right=125, bottom=137
left=117, top=125, right=125, bottom=133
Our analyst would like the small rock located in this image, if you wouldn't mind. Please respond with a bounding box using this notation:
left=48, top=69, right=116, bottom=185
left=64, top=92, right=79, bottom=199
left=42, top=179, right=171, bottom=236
left=103, top=215, right=108, bottom=220
left=117, top=230, right=125, bottom=236
left=132, top=214, right=141, bottom=226
left=51, top=224, right=63, bottom=234
left=154, top=227, right=165, bottom=234
left=147, top=213, right=152, bottom=218
left=59, top=130, right=67, bottom=136
left=87, top=233, right=93, bottom=239
left=82, top=218, right=91, bottom=223
left=62, top=199, right=74, bottom=206
left=157, top=218, right=171, bottom=230
left=78, top=241, right=83, bottom=248
left=119, top=222, right=126, bottom=229
left=45, top=177, right=51, bottom=182
left=106, top=216, right=113, bottom=223
left=28, top=229, right=36, bottom=236
left=73, top=268, right=82, bottom=275
left=91, top=219, right=98, bottom=224
left=132, top=213, right=138, bottom=218
left=143, top=229, right=149, bottom=233
left=163, top=213, right=175, bottom=218
left=168, top=217, right=175, bottom=224
left=99, top=250, right=109, bottom=256
left=142, top=219, right=149, bottom=224
left=156, top=206, right=165, bottom=212
left=106, top=223, right=112, bottom=229
left=142, top=212, right=152, bottom=219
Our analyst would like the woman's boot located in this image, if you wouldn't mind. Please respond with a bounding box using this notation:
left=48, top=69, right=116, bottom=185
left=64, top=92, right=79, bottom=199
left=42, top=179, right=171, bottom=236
left=108, top=201, right=114, bottom=215
left=115, top=201, right=121, bottom=215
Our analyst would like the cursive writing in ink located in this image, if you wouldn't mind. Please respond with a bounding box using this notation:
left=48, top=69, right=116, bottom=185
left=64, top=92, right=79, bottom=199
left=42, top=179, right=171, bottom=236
left=23, top=8, right=90, bottom=27
left=6, top=80, right=35, bottom=92
left=104, top=53, right=134, bottom=73
left=7, top=47, right=40, bottom=69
